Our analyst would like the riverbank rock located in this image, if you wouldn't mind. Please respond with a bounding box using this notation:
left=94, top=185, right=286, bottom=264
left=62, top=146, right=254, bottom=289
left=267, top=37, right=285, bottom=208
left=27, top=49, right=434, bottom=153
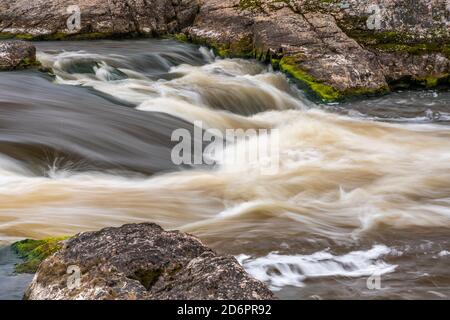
left=185, top=0, right=450, bottom=101
left=0, top=41, right=38, bottom=70
left=0, top=0, right=199, bottom=39
left=24, top=223, right=274, bottom=300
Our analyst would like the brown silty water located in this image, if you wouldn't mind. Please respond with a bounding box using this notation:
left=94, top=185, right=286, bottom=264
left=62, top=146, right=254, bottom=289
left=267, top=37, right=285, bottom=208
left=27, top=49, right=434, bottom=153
left=0, top=40, right=449, bottom=299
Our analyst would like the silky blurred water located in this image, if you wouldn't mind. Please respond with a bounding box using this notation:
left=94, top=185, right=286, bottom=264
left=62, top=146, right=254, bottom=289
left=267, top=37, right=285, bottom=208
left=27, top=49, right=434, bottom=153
left=0, top=40, right=449, bottom=300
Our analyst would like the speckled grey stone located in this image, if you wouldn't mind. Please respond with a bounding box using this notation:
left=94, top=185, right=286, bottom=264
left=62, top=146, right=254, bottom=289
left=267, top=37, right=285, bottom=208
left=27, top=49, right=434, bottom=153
left=0, top=41, right=36, bottom=70
left=25, top=223, right=274, bottom=300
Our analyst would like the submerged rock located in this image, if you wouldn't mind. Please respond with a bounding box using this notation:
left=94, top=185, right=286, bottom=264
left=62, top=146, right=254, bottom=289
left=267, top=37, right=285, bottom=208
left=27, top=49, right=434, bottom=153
left=24, top=223, right=274, bottom=300
left=0, top=41, right=38, bottom=70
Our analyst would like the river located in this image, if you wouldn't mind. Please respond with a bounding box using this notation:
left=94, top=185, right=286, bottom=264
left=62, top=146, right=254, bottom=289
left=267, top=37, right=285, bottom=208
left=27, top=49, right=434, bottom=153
left=0, top=39, right=449, bottom=299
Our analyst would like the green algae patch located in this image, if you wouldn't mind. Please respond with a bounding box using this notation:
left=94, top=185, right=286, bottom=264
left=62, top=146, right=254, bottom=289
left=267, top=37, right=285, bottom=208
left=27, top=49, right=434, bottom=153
left=419, top=76, right=439, bottom=88
left=187, top=34, right=254, bottom=59
left=341, top=29, right=450, bottom=59
left=372, top=42, right=450, bottom=58
left=278, top=56, right=389, bottom=102
left=239, top=0, right=264, bottom=12
left=12, top=237, right=69, bottom=273
left=0, top=56, right=42, bottom=71
left=279, top=56, right=343, bottom=102
left=340, top=30, right=450, bottom=90
left=17, top=57, right=42, bottom=70
left=171, top=33, right=189, bottom=43
left=0, top=32, right=35, bottom=41
left=214, top=38, right=254, bottom=59
left=390, top=74, right=450, bottom=90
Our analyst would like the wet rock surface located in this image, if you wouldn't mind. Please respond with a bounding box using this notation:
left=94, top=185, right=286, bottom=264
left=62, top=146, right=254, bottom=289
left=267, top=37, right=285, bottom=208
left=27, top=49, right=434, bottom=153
left=0, top=40, right=37, bottom=70
left=25, top=223, right=274, bottom=300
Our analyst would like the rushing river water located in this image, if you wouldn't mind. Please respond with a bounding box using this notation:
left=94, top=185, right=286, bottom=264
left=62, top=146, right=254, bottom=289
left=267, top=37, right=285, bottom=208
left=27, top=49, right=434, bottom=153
left=0, top=39, right=449, bottom=300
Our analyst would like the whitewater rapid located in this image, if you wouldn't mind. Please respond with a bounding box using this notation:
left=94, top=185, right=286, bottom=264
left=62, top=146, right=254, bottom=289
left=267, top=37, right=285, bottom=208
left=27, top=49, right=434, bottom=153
left=0, top=40, right=449, bottom=299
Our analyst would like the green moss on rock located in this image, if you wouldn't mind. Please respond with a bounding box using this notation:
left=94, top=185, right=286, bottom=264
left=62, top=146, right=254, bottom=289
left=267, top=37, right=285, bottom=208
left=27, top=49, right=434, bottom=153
left=390, top=74, right=450, bottom=89
left=0, top=32, right=35, bottom=41
left=17, top=57, right=41, bottom=69
left=172, top=33, right=189, bottom=43
left=277, top=56, right=389, bottom=102
left=239, top=0, right=264, bottom=12
left=421, top=76, right=439, bottom=87
left=12, top=237, right=69, bottom=273
left=341, top=29, right=450, bottom=59
left=218, top=37, right=254, bottom=58
left=279, top=56, right=343, bottom=101
left=187, top=34, right=254, bottom=59
left=372, top=42, right=450, bottom=58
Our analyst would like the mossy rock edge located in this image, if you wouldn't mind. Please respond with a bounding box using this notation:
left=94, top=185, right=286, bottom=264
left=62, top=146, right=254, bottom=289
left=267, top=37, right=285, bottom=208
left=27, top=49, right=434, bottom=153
left=12, top=237, right=69, bottom=274
left=2, top=28, right=449, bottom=101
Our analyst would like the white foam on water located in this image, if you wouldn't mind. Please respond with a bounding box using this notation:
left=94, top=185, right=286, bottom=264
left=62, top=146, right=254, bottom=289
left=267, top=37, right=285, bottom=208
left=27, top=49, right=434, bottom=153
left=0, top=43, right=448, bottom=242
left=40, top=47, right=309, bottom=122
left=236, top=245, right=397, bottom=291
left=438, top=250, right=450, bottom=257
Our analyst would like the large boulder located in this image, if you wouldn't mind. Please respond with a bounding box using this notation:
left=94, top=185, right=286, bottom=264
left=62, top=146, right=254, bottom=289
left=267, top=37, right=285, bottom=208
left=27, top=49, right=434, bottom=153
left=0, top=0, right=199, bottom=39
left=24, top=223, right=274, bottom=300
left=0, top=40, right=38, bottom=70
left=185, top=0, right=450, bottom=100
